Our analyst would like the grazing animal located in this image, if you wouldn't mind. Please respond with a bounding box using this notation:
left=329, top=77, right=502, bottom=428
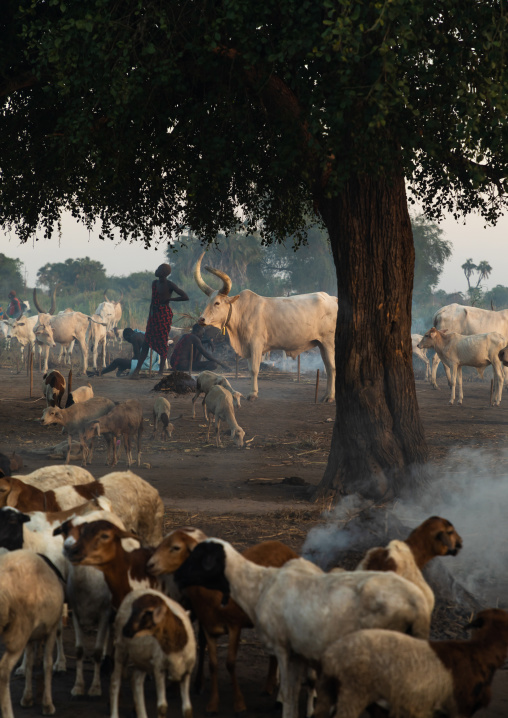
left=192, top=370, right=243, bottom=419
left=152, top=396, right=173, bottom=440
left=40, top=397, right=115, bottom=464
left=111, top=589, right=195, bottom=718
left=0, top=550, right=64, bottom=718
left=194, top=253, right=337, bottom=402
left=42, top=370, right=66, bottom=408
left=12, top=464, right=95, bottom=489
left=418, top=327, right=506, bottom=405
left=175, top=539, right=431, bottom=718
left=314, top=608, right=508, bottom=718
left=84, top=399, right=143, bottom=467
left=149, top=529, right=298, bottom=714
left=204, top=385, right=245, bottom=448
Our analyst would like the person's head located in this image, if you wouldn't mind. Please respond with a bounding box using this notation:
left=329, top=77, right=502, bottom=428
left=123, top=328, right=134, bottom=341
left=8, top=291, right=15, bottom=299
left=192, top=323, right=205, bottom=337
left=155, top=263, right=171, bottom=278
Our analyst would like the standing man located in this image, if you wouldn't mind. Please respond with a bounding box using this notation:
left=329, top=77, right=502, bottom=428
left=130, top=263, right=189, bottom=378
left=170, top=324, right=229, bottom=372
left=6, top=291, right=22, bottom=319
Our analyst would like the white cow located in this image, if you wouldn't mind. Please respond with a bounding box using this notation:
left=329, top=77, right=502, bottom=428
left=6, top=315, right=41, bottom=364
left=95, top=291, right=123, bottom=333
left=88, top=313, right=108, bottom=371
left=431, top=304, right=508, bottom=389
left=411, top=334, right=431, bottom=381
left=34, top=312, right=97, bottom=374
left=418, top=327, right=506, bottom=405
left=194, top=254, right=337, bottom=402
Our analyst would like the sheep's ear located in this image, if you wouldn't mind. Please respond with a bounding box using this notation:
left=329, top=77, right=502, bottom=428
left=152, top=604, right=167, bottom=624
left=53, top=520, right=71, bottom=537
left=466, top=615, right=485, bottom=630
left=5, top=481, right=22, bottom=508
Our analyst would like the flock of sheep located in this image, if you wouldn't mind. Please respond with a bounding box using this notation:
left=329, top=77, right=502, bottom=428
left=0, top=442, right=505, bottom=718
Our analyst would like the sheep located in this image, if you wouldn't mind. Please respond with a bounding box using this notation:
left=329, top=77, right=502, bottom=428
left=356, top=516, right=463, bottom=612
left=110, top=589, right=196, bottom=718
left=204, top=385, right=245, bottom=448
left=65, top=382, right=94, bottom=408
left=0, top=550, right=64, bottom=718
left=13, top=464, right=95, bottom=489
left=42, top=369, right=66, bottom=407
left=192, top=370, right=244, bottom=419
left=152, top=396, right=174, bottom=440
left=0, top=470, right=165, bottom=545
left=313, top=608, right=508, bottom=718
left=149, top=529, right=298, bottom=713
left=40, top=396, right=115, bottom=464
left=175, top=538, right=431, bottom=718
left=83, top=398, right=143, bottom=467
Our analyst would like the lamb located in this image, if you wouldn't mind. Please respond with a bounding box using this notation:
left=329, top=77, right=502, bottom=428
left=65, top=383, right=94, bottom=408
left=356, top=516, right=463, bottom=612
left=110, top=589, right=196, bottom=718
left=204, top=385, right=245, bottom=448
left=152, top=396, right=174, bottom=440
left=42, top=369, right=66, bottom=407
left=40, top=396, right=115, bottom=464
left=0, top=550, right=64, bottom=718
left=0, top=470, right=165, bottom=545
left=13, top=464, right=95, bottom=489
left=175, top=539, right=431, bottom=718
left=418, top=327, right=506, bottom=405
left=83, top=398, right=143, bottom=467
left=149, top=529, right=298, bottom=713
left=192, top=370, right=243, bottom=419
left=313, top=608, right=508, bottom=718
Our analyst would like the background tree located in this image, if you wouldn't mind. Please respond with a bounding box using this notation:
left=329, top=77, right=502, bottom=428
left=36, top=258, right=107, bottom=293
left=461, top=259, right=478, bottom=291
left=412, top=215, right=452, bottom=305
left=1, top=1, right=507, bottom=500
left=0, top=254, right=23, bottom=300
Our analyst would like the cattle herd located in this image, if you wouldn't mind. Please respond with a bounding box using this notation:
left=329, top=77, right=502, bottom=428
left=1, top=274, right=508, bottom=717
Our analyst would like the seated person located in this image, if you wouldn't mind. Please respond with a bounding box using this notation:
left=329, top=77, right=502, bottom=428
left=170, top=324, right=229, bottom=373
left=89, top=328, right=145, bottom=376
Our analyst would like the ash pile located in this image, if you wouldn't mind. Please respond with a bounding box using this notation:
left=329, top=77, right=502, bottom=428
left=152, top=371, right=196, bottom=394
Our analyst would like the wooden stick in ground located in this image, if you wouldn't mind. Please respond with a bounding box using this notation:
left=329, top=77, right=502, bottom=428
left=236, top=355, right=239, bottom=379
left=297, top=355, right=301, bottom=383
left=29, top=348, right=33, bottom=397
left=149, top=349, right=153, bottom=377
left=314, top=369, right=320, bottom=404
left=189, top=344, right=193, bottom=375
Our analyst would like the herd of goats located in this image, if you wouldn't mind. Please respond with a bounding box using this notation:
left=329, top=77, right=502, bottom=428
left=2, top=265, right=508, bottom=716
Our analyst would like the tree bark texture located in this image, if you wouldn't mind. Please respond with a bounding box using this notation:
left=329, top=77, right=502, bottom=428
left=313, top=171, right=429, bottom=500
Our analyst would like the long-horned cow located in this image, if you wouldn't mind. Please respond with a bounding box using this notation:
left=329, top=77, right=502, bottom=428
left=430, top=303, right=508, bottom=389
left=194, top=254, right=337, bottom=402
left=95, top=290, right=123, bottom=333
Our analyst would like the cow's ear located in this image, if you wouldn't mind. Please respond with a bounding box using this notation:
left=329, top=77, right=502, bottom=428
left=228, top=295, right=240, bottom=305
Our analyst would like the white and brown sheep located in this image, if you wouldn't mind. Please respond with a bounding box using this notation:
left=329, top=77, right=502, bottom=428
left=192, top=370, right=243, bottom=419
left=204, top=385, right=245, bottom=448
left=42, top=370, right=66, bottom=408
left=152, top=396, right=174, bottom=440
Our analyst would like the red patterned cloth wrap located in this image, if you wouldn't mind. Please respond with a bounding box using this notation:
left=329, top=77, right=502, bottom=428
left=144, top=282, right=173, bottom=362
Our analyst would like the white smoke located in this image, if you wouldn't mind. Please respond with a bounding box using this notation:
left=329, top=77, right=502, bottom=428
left=263, top=348, right=325, bottom=373
left=303, top=447, right=508, bottom=604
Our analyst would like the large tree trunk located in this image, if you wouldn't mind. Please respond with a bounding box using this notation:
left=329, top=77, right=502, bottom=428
left=313, top=171, right=428, bottom=500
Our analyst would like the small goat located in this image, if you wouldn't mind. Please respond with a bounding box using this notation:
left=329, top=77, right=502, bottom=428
left=204, top=385, right=245, bottom=448
left=0, top=550, right=64, bottom=718
left=40, top=397, right=115, bottom=464
left=111, top=589, right=196, bottom=718
left=152, top=396, right=173, bottom=440
left=314, top=608, right=508, bottom=718
left=192, top=370, right=243, bottom=419
left=84, top=399, right=143, bottom=467
left=42, top=370, right=66, bottom=408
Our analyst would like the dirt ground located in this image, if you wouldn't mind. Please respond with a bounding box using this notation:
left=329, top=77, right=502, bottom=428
left=0, top=360, right=507, bottom=717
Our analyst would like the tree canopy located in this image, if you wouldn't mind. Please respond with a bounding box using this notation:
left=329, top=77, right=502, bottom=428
left=1, top=0, right=507, bottom=244
left=412, top=214, right=452, bottom=303
left=0, top=253, right=23, bottom=299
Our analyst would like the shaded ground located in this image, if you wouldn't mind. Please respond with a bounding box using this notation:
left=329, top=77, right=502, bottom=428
left=0, top=360, right=507, bottom=717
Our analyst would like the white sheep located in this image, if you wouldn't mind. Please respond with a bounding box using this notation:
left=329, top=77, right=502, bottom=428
left=152, top=396, right=174, bottom=440
left=313, top=608, right=508, bottom=718
left=110, top=588, right=196, bottom=718
left=192, top=370, right=243, bottom=419
left=175, top=539, right=431, bottom=718
left=0, top=550, right=64, bottom=718
left=13, top=464, right=95, bottom=489
left=204, top=385, right=245, bottom=448
left=65, top=382, right=94, bottom=407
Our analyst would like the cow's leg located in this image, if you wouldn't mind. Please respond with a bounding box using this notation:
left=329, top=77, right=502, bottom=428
left=77, top=337, right=88, bottom=374
left=457, top=366, right=464, bottom=405
left=492, top=360, right=504, bottom=406
left=318, top=341, right=336, bottom=402
left=42, top=344, right=50, bottom=373
left=247, top=348, right=262, bottom=401
left=191, top=391, right=200, bottom=419
left=449, top=364, right=457, bottom=404
left=100, top=338, right=107, bottom=369
left=430, top=352, right=441, bottom=389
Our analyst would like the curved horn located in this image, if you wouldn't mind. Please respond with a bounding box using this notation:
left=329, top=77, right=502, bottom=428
left=33, top=287, right=45, bottom=313
left=103, top=290, right=109, bottom=302
left=204, top=265, right=232, bottom=296
left=194, top=253, right=214, bottom=297
left=49, top=285, right=57, bottom=315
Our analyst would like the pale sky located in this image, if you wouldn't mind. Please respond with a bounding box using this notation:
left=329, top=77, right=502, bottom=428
left=1, top=209, right=507, bottom=295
